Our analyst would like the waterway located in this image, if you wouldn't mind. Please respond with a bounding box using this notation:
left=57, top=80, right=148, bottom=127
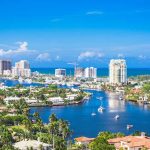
left=1, top=78, right=150, bottom=138
left=30, top=90, right=150, bottom=138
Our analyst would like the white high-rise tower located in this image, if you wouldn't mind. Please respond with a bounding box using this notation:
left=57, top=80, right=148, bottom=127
left=109, top=59, right=127, bottom=84
left=84, top=67, right=97, bottom=78
left=12, top=60, right=31, bottom=77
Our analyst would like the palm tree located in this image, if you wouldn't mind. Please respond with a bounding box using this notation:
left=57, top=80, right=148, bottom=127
left=49, top=113, right=58, bottom=123
left=13, top=98, right=29, bottom=115
left=22, top=119, right=32, bottom=139
left=0, top=125, right=13, bottom=145
left=58, top=119, right=72, bottom=139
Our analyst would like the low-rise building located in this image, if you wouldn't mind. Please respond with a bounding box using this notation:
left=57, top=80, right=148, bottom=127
left=55, top=68, right=66, bottom=78
left=48, top=97, right=64, bottom=104
left=4, top=96, right=20, bottom=104
left=75, top=137, right=94, bottom=146
left=66, top=94, right=78, bottom=101
left=13, top=140, right=52, bottom=150
left=108, top=135, right=150, bottom=150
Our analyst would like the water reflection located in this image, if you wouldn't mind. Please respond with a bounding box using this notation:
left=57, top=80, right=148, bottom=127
left=107, top=92, right=125, bottom=112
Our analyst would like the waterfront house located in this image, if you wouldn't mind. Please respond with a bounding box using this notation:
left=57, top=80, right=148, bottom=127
left=24, top=97, right=39, bottom=104
left=48, top=97, right=64, bottom=104
left=75, top=137, right=94, bottom=146
left=108, top=135, right=150, bottom=150
left=13, top=140, right=52, bottom=150
left=4, top=96, right=20, bottom=105
left=66, top=94, right=78, bottom=101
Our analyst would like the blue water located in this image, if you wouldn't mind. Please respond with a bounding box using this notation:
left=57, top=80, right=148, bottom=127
left=30, top=90, right=150, bottom=138
left=0, top=79, right=43, bottom=87
left=1, top=68, right=150, bottom=138
left=31, top=68, right=150, bottom=77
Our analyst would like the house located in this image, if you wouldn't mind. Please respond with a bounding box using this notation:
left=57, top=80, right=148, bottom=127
left=75, top=136, right=94, bottom=146
left=13, top=140, right=52, bottom=150
left=4, top=96, right=20, bottom=104
left=108, top=135, right=150, bottom=150
left=66, top=94, right=78, bottom=101
left=48, top=97, right=64, bottom=104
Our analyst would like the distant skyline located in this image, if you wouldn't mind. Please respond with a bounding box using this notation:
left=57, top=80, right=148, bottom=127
left=0, top=0, right=150, bottom=68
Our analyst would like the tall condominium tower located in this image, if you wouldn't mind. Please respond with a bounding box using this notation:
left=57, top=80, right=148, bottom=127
left=74, top=67, right=85, bottom=78
left=12, top=60, right=31, bottom=77
left=84, top=67, right=97, bottom=78
left=109, top=59, right=127, bottom=84
left=0, top=60, right=12, bottom=75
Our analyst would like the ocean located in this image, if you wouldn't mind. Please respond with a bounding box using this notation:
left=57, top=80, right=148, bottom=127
left=31, top=68, right=150, bottom=77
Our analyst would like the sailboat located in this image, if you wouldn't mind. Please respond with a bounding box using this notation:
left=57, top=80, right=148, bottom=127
left=98, top=98, right=105, bottom=112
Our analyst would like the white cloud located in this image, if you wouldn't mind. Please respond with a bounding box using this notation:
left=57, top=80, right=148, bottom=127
left=17, top=41, right=28, bottom=50
left=86, top=11, right=104, bottom=15
left=36, top=53, right=51, bottom=61
left=78, top=51, right=104, bottom=60
left=56, top=55, right=60, bottom=61
left=0, top=41, right=30, bottom=56
left=138, top=55, right=146, bottom=59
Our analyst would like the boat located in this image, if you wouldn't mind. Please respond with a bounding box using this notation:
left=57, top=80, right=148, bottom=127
left=91, top=112, right=96, bottom=116
left=61, top=82, right=66, bottom=86
left=73, top=82, right=80, bottom=86
left=25, top=79, right=32, bottom=84
left=98, top=106, right=105, bottom=112
left=114, top=115, right=120, bottom=120
left=66, top=82, right=74, bottom=87
left=127, top=124, right=133, bottom=130
left=18, top=77, right=24, bottom=84
left=97, top=97, right=103, bottom=100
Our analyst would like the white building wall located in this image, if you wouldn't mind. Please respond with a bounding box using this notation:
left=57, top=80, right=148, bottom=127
left=109, top=59, right=127, bottom=84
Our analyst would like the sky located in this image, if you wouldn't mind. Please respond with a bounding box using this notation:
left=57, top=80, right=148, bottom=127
left=0, top=0, right=150, bottom=68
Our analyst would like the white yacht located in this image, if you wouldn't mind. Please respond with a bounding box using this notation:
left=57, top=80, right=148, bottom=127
left=66, top=82, right=74, bottom=87
left=18, top=77, right=24, bottom=84
left=91, top=112, right=96, bottom=116
left=97, top=97, right=103, bottom=100
left=98, top=106, right=105, bottom=112
left=115, top=115, right=120, bottom=120
left=127, top=124, right=133, bottom=130
left=25, top=79, right=32, bottom=84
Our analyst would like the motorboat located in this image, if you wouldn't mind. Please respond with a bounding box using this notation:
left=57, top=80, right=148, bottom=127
left=127, top=124, right=133, bottom=130
left=97, top=97, right=103, bottom=100
left=66, top=82, right=74, bottom=87
left=25, top=78, right=32, bottom=84
left=98, top=106, right=105, bottom=112
left=115, top=115, right=120, bottom=120
left=18, top=77, right=24, bottom=84
left=91, top=112, right=96, bottom=116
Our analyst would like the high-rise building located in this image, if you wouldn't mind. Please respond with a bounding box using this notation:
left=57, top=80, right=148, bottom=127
left=109, top=59, right=127, bottom=84
left=55, top=69, right=66, bottom=77
left=84, top=67, right=97, bottom=78
left=15, top=60, right=30, bottom=69
left=74, top=68, right=85, bottom=78
left=0, top=60, right=12, bottom=75
left=12, top=60, right=31, bottom=77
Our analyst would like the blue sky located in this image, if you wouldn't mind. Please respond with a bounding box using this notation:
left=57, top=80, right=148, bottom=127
left=0, top=0, right=150, bottom=68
